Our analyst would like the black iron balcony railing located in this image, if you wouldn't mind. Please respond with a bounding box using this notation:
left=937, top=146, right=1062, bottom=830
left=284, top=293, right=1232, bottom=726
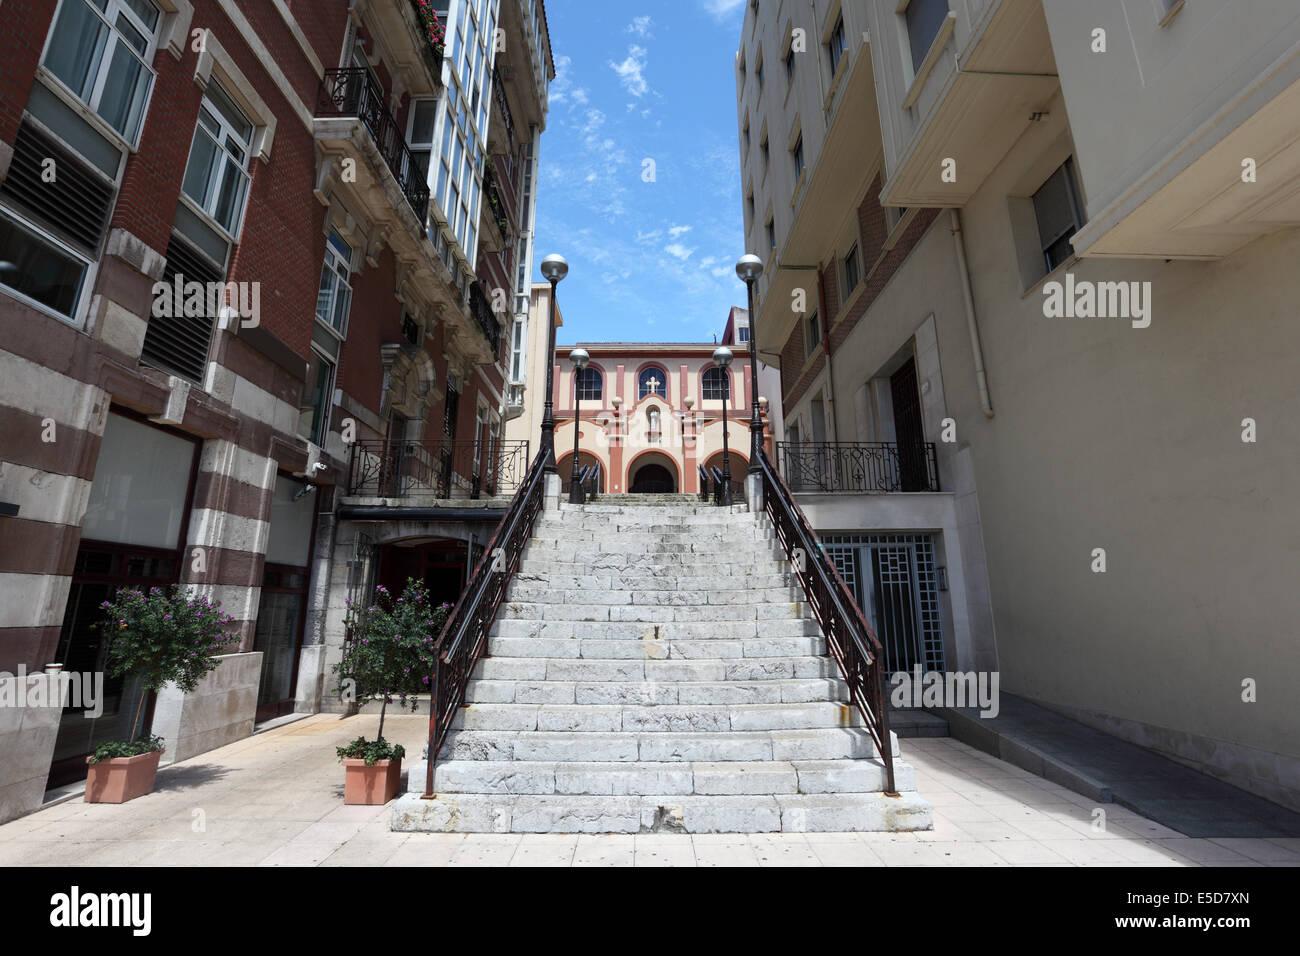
left=348, top=438, right=529, bottom=500
left=483, top=162, right=511, bottom=239
left=469, top=281, right=502, bottom=356
left=492, top=66, right=516, bottom=149
left=316, top=68, right=431, bottom=216
left=777, top=441, right=939, bottom=493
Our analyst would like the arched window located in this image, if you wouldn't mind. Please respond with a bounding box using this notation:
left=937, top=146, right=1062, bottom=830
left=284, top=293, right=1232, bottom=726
left=702, top=366, right=730, bottom=401
left=575, top=367, right=602, bottom=401
left=638, top=366, right=668, bottom=400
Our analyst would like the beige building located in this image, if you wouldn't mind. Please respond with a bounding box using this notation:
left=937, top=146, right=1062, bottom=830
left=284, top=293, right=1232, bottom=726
left=737, top=0, right=1300, bottom=810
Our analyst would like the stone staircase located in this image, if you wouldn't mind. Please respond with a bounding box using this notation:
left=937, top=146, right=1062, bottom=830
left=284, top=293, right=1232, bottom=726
left=392, top=496, right=931, bottom=833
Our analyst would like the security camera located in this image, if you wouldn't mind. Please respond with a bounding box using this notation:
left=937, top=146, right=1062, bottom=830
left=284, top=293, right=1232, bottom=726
left=311, top=462, right=328, bottom=472
left=293, top=483, right=317, bottom=502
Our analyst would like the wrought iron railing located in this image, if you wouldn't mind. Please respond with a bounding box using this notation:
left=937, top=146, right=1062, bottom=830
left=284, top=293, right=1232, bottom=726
left=483, top=161, right=511, bottom=239
left=469, top=281, right=502, bottom=356
left=423, top=449, right=549, bottom=795
left=348, top=438, right=529, bottom=499
left=777, top=441, right=939, bottom=493
left=756, top=448, right=897, bottom=793
left=492, top=66, right=516, bottom=149
left=697, top=465, right=744, bottom=505
left=316, top=68, right=431, bottom=216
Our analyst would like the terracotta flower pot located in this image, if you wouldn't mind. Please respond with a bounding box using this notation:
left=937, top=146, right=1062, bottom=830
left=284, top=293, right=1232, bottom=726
left=343, top=758, right=403, bottom=805
left=85, top=750, right=161, bottom=804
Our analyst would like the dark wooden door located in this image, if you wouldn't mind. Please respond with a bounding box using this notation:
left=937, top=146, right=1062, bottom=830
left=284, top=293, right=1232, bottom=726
left=890, top=358, right=928, bottom=492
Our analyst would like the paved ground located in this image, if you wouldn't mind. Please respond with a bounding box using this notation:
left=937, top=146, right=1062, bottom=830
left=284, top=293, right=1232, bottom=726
left=935, top=694, right=1300, bottom=838
left=2, top=714, right=1297, bottom=867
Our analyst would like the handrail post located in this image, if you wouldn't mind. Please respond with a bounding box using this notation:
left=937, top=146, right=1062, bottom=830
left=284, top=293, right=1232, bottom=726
left=423, top=654, right=440, bottom=799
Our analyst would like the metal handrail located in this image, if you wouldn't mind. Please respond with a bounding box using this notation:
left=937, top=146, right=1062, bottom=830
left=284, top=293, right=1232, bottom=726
left=422, top=449, right=549, bottom=796
left=777, top=441, right=940, bottom=493
left=756, top=447, right=897, bottom=793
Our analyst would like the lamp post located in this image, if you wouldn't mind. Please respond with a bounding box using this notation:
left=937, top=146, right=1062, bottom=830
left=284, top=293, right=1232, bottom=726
left=539, top=254, right=569, bottom=474
left=568, top=348, right=589, bottom=504
left=713, top=346, right=734, bottom=506
left=735, top=254, right=765, bottom=473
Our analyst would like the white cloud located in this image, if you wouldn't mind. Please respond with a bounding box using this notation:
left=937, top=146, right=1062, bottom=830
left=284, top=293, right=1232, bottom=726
left=609, top=45, right=650, bottom=98
left=627, top=15, right=652, bottom=37
left=549, top=54, right=590, bottom=108
left=701, top=0, right=745, bottom=22
left=665, top=243, right=695, bottom=261
left=668, top=225, right=693, bottom=239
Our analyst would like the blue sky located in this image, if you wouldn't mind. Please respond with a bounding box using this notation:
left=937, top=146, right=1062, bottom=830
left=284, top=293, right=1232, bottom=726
left=534, top=1, right=749, bottom=346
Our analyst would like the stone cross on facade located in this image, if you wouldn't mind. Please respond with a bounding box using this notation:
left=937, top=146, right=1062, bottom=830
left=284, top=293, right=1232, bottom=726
left=646, top=375, right=662, bottom=395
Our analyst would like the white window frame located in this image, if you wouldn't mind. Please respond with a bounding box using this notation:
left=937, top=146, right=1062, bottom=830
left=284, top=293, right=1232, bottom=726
left=826, top=13, right=846, bottom=79
left=180, top=81, right=254, bottom=241
left=0, top=203, right=96, bottom=326
left=303, top=346, right=336, bottom=447
left=407, top=96, right=438, bottom=182
left=40, top=0, right=162, bottom=148
left=316, top=230, right=355, bottom=339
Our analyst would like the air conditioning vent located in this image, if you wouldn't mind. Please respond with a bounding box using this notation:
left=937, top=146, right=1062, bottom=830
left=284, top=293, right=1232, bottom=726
left=0, top=119, right=115, bottom=255
left=139, top=232, right=225, bottom=383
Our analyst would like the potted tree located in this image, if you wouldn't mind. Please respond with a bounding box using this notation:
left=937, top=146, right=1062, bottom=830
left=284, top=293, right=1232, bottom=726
left=88, top=587, right=238, bottom=803
left=334, top=579, right=449, bottom=805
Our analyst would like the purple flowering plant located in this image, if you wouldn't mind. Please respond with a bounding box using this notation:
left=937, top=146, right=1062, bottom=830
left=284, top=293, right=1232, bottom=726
left=97, top=585, right=239, bottom=749
left=335, top=578, right=451, bottom=751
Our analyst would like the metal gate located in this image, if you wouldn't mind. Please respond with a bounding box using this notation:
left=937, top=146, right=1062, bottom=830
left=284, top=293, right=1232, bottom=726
left=822, top=533, right=945, bottom=674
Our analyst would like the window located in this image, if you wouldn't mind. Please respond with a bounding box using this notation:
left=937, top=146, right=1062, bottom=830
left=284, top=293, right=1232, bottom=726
left=743, top=118, right=750, bottom=154
left=510, top=317, right=526, bottom=382
left=408, top=98, right=438, bottom=178
left=300, top=348, right=335, bottom=446
left=905, top=0, right=950, bottom=73
left=702, top=366, right=730, bottom=401
left=756, top=58, right=764, bottom=92
left=842, top=244, right=860, bottom=299
left=316, top=231, right=354, bottom=337
left=784, top=46, right=796, bottom=86
left=805, top=310, right=821, bottom=356
left=1033, top=158, right=1083, bottom=273
left=43, top=0, right=161, bottom=144
left=766, top=216, right=776, bottom=251
left=826, top=14, right=846, bottom=77
left=181, top=82, right=253, bottom=238
left=738, top=326, right=750, bottom=343
left=0, top=208, right=90, bottom=320
left=638, top=366, right=669, bottom=400
left=761, top=136, right=770, bottom=172
left=746, top=191, right=755, bottom=225
left=792, top=134, right=804, bottom=181
left=575, top=367, right=602, bottom=402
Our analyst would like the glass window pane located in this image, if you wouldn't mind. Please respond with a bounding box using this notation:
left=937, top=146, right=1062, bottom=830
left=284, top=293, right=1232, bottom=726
left=0, top=212, right=87, bottom=318
left=122, top=0, right=160, bottom=31
left=212, top=159, right=248, bottom=233
left=206, top=81, right=253, bottom=143
left=46, top=1, right=109, bottom=100
left=113, top=11, right=148, bottom=54
left=331, top=283, right=351, bottom=334
left=316, top=268, right=335, bottom=323
left=411, top=99, right=437, bottom=144
left=81, top=412, right=195, bottom=549
left=181, top=127, right=220, bottom=208
left=96, top=39, right=149, bottom=138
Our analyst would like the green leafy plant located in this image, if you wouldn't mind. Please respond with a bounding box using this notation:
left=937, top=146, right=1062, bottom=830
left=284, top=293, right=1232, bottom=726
left=98, top=586, right=239, bottom=746
left=88, top=735, right=166, bottom=764
left=333, top=578, right=450, bottom=747
left=336, top=735, right=406, bottom=767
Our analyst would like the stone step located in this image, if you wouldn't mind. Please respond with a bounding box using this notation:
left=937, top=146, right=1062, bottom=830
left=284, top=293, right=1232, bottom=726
left=390, top=790, right=931, bottom=833
left=436, top=726, right=891, bottom=763
left=504, top=584, right=802, bottom=605
left=417, top=757, right=900, bottom=796
left=532, top=524, right=770, bottom=538
left=518, top=550, right=789, bottom=570
left=473, top=655, right=842, bottom=683
left=466, top=676, right=848, bottom=705
left=496, top=601, right=807, bottom=623
left=449, top=701, right=864, bottom=733
left=524, top=535, right=776, bottom=553
left=489, top=618, right=819, bottom=641
left=536, top=515, right=759, bottom=530
left=510, top=571, right=796, bottom=591
left=487, top=636, right=826, bottom=661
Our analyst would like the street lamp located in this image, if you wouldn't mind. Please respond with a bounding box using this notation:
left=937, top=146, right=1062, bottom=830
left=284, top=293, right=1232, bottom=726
left=735, top=254, right=765, bottom=473
left=539, top=254, right=569, bottom=474
left=713, top=346, right=734, bottom=506
left=568, top=348, right=590, bottom=504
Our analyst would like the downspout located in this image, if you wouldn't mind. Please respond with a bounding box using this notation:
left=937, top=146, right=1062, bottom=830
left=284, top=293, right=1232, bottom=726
left=949, top=208, right=993, bottom=418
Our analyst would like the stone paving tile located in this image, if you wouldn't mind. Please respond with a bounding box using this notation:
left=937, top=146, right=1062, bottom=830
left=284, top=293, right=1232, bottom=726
left=4, top=716, right=1297, bottom=867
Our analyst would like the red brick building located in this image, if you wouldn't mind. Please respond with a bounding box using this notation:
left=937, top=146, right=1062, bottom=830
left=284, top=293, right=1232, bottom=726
left=0, top=0, right=554, bottom=820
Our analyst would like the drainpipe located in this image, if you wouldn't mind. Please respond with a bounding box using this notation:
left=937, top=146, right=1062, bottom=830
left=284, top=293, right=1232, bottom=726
left=949, top=208, right=993, bottom=418
left=816, top=266, right=839, bottom=442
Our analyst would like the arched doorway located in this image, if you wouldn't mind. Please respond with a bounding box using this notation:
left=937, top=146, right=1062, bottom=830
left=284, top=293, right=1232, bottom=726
left=631, top=464, right=675, bottom=493
left=559, top=451, right=605, bottom=494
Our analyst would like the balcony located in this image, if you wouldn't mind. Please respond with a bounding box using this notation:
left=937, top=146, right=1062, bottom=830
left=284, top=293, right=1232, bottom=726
left=491, top=66, right=517, bottom=154
left=482, top=161, right=512, bottom=244
left=407, top=0, right=446, bottom=81
left=777, top=442, right=939, bottom=494
left=469, top=281, right=503, bottom=357
left=348, top=438, right=530, bottom=501
left=316, top=68, right=430, bottom=217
